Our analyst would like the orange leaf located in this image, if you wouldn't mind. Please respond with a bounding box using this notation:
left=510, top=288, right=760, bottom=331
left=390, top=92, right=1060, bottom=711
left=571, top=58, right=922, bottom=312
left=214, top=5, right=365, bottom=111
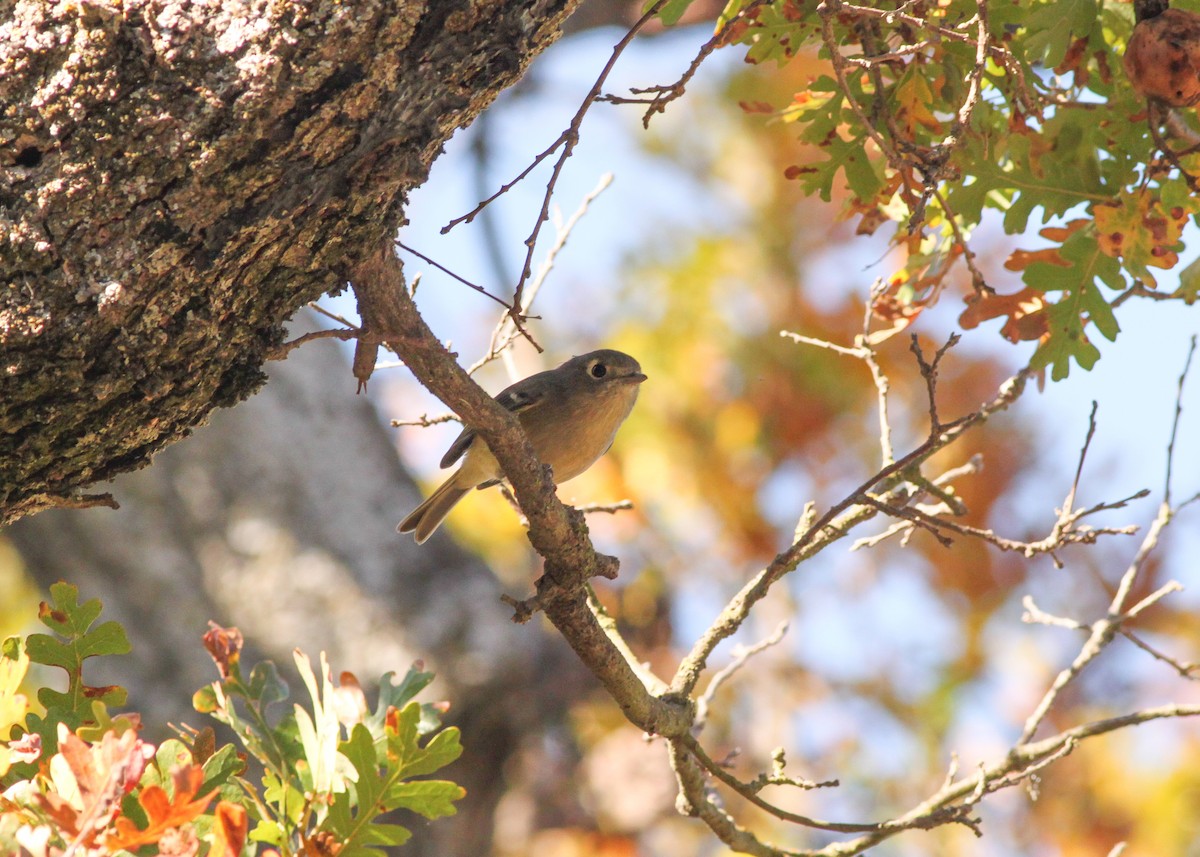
left=210, top=800, right=249, bottom=857
left=106, top=764, right=216, bottom=852
left=1003, top=247, right=1070, bottom=272
left=959, top=288, right=1048, bottom=342
left=35, top=726, right=153, bottom=848
left=1038, top=219, right=1089, bottom=243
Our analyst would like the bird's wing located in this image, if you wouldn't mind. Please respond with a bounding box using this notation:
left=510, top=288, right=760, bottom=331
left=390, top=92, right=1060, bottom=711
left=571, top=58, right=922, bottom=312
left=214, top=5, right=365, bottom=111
left=437, top=383, right=547, bottom=469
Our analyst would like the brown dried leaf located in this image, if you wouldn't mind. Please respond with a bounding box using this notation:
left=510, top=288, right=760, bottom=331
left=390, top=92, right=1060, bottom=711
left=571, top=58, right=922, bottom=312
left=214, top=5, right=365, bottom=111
left=959, top=288, right=1049, bottom=342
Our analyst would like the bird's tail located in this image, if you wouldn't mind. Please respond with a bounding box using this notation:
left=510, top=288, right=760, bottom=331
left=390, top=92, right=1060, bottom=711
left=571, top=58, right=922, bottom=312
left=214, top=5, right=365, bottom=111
left=397, top=477, right=470, bottom=544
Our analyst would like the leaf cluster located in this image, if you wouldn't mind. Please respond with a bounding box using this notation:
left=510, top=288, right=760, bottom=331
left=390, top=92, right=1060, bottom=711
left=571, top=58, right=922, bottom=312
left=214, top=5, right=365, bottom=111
left=0, top=583, right=463, bottom=856
left=686, top=0, right=1200, bottom=379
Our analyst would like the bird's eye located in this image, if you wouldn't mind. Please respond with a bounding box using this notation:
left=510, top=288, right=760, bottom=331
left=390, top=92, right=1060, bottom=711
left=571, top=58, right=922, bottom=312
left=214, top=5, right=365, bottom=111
left=590, top=362, right=608, bottom=379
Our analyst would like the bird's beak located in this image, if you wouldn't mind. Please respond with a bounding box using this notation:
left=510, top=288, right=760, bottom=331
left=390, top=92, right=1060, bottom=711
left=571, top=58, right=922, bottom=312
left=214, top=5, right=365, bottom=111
left=627, top=372, right=648, bottom=384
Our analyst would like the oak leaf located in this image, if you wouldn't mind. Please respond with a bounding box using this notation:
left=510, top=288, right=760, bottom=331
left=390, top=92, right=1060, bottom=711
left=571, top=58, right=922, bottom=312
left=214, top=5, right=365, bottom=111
left=34, top=726, right=153, bottom=849
left=959, top=288, right=1049, bottom=343
left=105, top=764, right=216, bottom=852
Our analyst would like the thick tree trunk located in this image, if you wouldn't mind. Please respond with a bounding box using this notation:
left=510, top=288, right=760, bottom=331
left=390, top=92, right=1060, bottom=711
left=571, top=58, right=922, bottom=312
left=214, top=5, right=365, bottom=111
left=7, top=314, right=591, bottom=856
left=0, top=0, right=576, bottom=523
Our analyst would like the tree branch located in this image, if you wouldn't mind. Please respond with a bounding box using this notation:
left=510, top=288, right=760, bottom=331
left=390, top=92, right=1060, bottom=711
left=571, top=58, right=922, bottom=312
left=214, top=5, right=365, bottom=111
left=351, top=242, right=692, bottom=738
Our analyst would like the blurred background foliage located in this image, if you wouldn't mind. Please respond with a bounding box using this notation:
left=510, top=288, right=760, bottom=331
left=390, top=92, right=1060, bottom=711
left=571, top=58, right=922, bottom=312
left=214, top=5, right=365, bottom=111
left=381, top=10, right=1200, bottom=855
left=7, top=3, right=1200, bottom=856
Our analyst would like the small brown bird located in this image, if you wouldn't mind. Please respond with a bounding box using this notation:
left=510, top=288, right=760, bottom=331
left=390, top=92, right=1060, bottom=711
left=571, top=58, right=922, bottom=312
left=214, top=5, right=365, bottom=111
left=1124, top=0, right=1200, bottom=107
left=398, top=349, right=646, bottom=544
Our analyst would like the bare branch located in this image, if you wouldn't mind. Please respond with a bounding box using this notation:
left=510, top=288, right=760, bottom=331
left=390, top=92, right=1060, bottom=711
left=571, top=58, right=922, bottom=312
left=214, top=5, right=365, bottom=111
left=1062, top=401, right=1100, bottom=521
left=819, top=706, right=1200, bottom=855
left=394, top=240, right=516, bottom=312
left=390, top=413, right=461, bottom=428
left=576, top=499, right=635, bottom=515
left=1121, top=627, right=1200, bottom=679
left=671, top=360, right=1034, bottom=697
left=443, top=1, right=671, bottom=334
left=694, top=621, right=789, bottom=733
left=352, top=241, right=693, bottom=738
left=266, top=327, right=359, bottom=360
left=598, top=0, right=771, bottom=128
left=37, top=492, right=120, bottom=513
left=1022, top=595, right=1087, bottom=632
left=467, top=174, right=613, bottom=375
left=909, top=333, right=960, bottom=433
left=1165, top=335, right=1197, bottom=505
left=307, top=302, right=360, bottom=330
left=586, top=584, right=671, bottom=696
left=861, top=284, right=895, bottom=465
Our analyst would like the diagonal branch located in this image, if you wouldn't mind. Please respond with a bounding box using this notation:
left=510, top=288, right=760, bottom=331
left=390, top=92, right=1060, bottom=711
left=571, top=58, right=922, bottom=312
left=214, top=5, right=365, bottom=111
left=352, top=242, right=692, bottom=739
left=671, top=349, right=1032, bottom=696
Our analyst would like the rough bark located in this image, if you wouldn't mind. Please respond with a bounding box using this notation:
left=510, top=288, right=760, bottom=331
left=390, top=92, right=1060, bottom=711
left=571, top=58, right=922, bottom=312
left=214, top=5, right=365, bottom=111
left=7, top=313, right=591, bottom=857
left=0, top=0, right=576, bottom=524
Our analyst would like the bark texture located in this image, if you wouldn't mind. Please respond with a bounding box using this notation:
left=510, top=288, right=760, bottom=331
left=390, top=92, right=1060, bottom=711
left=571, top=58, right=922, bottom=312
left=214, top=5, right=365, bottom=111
left=0, top=0, right=575, bottom=524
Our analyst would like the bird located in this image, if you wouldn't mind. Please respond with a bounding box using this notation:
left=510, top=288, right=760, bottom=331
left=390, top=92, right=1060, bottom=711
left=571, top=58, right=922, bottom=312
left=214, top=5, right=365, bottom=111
left=1124, top=0, right=1200, bottom=107
left=397, top=349, right=647, bottom=544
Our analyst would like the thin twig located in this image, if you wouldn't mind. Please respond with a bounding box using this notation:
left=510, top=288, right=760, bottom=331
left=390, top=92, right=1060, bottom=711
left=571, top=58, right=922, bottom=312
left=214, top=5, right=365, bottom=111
left=820, top=705, right=1200, bottom=855
left=932, top=186, right=991, bottom=294
left=1164, top=335, right=1196, bottom=505
left=859, top=282, right=895, bottom=465
left=1017, top=496, right=1174, bottom=745
left=694, top=621, right=789, bottom=733
left=817, top=0, right=901, bottom=170
left=586, top=584, right=670, bottom=695
left=394, top=241, right=514, bottom=310
left=672, top=356, right=1033, bottom=697
left=41, top=492, right=120, bottom=512
left=576, top=499, right=635, bottom=515
left=863, top=488, right=1142, bottom=560
left=443, top=0, right=671, bottom=337
left=1121, top=627, right=1200, bottom=679
left=909, top=333, right=960, bottom=433
left=1062, top=401, right=1099, bottom=521
left=599, top=0, right=771, bottom=128
left=390, top=413, right=461, bottom=428
left=680, top=734, right=882, bottom=834
left=307, top=302, right=360, bottom=329
left=267, top=327, right=359, bottom=360
left=746, top=747, right=841, bottom=795
left=467, top=174, right=614, bottom=376
left=1022, top=595, right=1087, bottom=632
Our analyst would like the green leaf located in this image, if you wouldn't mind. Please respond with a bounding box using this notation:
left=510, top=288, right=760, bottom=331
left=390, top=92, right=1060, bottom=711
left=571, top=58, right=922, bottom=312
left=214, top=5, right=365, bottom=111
left=199, top=742, right=246, bottom=791
left=192, top=684, right=219, bottom=714
left=394, top=723, right=464, bottom=781
left=1175, top=255, right=1200, bottom=304
left=17, top=583, right=131, bottom=759
left=326, top=725, right=407, bottom=855
left=35, top=582, right=102, bottom=638
left=246, top=660, right=289, bottom=708
left=647, top=0, right=694, bottom=26
left=1032, top=300, right=1101, bottom=380
left=325, top=715, right=464, bottom=856
left=386, top=780, right=465, bottom=820
left=1021, top=0, right=1097, bottom=67
left=2, top=637, right=22, bottom=659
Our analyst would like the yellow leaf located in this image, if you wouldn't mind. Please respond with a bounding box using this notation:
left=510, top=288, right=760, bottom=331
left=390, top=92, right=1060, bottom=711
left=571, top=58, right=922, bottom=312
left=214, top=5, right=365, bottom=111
left=1093, top=190, right=1189, bottom=286
left=0, top=647, right=30, bottom=741
left=895, top=72, right=941, bottom=134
